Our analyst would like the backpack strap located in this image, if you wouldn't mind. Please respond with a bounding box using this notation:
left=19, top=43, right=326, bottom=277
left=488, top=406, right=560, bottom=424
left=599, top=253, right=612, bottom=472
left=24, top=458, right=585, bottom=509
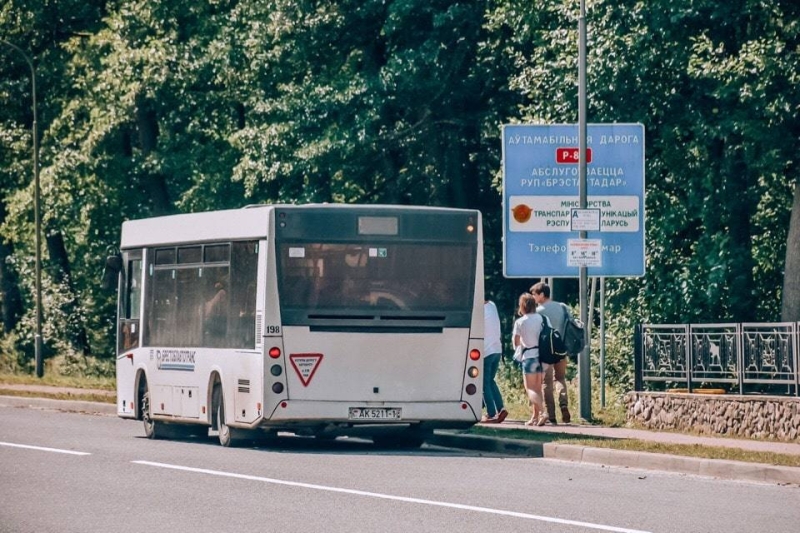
left=560, top=303, right=571, bottom=336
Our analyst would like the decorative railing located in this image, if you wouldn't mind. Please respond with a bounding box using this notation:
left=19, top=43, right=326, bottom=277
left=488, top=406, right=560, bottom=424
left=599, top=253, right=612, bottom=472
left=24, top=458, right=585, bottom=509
left=634, top=323, right=799, bottom=396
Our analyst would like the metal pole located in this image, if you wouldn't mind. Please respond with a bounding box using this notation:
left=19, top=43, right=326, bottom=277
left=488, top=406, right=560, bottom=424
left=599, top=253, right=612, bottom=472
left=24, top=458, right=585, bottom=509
left=600, top=277, right=605, bottom=407
left=2, top=40, right=43, bottom=377
left=577, top=0, right=591, bottom=421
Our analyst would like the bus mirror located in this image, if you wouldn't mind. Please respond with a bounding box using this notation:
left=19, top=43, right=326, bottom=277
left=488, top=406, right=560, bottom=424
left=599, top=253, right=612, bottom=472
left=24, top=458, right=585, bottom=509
left=101, top=254, right=122, bottom=291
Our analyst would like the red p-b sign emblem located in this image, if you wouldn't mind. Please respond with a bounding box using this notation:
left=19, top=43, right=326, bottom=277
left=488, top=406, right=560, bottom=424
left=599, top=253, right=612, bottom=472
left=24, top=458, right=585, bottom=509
left=556, top=147, right=592, bottom=164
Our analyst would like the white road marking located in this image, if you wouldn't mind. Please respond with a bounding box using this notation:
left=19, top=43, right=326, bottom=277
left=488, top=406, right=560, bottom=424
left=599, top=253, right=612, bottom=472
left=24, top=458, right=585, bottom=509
left=133, top=460, right=652, bottom=533
left=0, top=441, right=91, bottom=456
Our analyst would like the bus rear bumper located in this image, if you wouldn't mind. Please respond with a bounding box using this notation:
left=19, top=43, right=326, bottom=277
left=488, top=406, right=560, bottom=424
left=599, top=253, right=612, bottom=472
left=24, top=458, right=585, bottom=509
left=262, top=400, right=479, bottom=431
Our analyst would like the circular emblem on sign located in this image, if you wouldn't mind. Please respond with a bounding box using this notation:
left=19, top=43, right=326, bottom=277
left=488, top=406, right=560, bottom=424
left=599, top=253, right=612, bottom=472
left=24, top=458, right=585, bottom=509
left=512, top=204, right=532, bottom=223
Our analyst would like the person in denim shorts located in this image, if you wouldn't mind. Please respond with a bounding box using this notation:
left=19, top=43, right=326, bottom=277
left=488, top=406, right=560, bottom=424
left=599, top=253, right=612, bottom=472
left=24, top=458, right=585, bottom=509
left=512, top=293, right=548, bottom=426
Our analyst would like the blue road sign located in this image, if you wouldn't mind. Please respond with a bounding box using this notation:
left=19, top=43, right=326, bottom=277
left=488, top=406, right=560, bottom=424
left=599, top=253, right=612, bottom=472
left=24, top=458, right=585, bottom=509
left=502, top=123, right=645, bottom=278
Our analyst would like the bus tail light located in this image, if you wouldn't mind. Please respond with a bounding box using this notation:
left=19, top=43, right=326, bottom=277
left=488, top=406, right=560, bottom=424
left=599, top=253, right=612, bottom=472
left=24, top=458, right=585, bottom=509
left=465, top=384, right=477, bottom=395
left=467, top=366, right=479, bottom=378
left=469, top=349, right=480, bottom=360
left=269, top=347, right=281, bottom=359
left=272, top=382, right=284, bottom=394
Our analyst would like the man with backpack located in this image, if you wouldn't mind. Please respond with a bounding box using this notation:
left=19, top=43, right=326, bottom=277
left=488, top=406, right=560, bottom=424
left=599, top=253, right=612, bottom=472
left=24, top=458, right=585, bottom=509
left=530, top=282, right=572, bottom=424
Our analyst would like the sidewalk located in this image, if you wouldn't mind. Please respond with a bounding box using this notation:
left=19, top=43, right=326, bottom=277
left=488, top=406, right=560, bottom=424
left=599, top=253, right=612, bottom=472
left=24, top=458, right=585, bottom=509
left=2, top=384, right=799, bottom=485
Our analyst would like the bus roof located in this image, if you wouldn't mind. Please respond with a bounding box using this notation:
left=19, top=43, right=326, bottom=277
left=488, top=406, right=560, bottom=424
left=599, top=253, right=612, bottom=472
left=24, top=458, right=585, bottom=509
left=120, top=204, right=479, bottom=249
left=120, top=206, right=270, bottom=249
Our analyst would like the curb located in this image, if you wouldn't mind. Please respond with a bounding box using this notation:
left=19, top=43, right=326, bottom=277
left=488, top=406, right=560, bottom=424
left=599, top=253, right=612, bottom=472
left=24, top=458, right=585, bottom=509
left=432, top=431, right=800, bottom=486
left=429, top=432, right=544, bottom=457
left=543, top=443, right=800, bottom=485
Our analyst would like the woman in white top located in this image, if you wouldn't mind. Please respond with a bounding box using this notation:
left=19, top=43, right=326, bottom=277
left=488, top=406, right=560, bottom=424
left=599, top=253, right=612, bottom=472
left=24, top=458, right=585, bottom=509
left=512, top=293, right=548, bottom=426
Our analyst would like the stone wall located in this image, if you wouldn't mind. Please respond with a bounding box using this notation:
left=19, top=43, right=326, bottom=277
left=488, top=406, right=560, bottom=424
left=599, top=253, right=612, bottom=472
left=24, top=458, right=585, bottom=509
left=625, top=391, right=800, bottom=442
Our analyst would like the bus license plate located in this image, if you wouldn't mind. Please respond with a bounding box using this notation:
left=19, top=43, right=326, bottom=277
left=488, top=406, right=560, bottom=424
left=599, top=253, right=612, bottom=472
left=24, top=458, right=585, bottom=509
left=348, top=407, right=401, bottom=420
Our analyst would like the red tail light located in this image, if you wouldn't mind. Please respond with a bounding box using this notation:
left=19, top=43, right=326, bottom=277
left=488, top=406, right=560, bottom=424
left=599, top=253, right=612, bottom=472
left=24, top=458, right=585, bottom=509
left=269, top=347, right=281, bottom=359
left=469, top=349, right=480, bottom=360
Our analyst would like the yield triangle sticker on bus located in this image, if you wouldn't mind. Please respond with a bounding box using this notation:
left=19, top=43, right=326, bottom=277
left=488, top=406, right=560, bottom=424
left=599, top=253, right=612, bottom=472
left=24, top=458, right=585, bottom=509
left=289, top=353, right=324, bottom=386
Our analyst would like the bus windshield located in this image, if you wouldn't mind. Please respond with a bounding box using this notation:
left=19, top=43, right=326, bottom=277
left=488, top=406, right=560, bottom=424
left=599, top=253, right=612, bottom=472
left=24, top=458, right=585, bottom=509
left=278, top=242, right=475, bottom=319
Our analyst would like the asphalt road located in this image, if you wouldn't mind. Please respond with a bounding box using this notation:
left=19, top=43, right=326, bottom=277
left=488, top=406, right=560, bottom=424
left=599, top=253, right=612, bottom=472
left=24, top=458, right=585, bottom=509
left=1, top=406, right=798, bottom=533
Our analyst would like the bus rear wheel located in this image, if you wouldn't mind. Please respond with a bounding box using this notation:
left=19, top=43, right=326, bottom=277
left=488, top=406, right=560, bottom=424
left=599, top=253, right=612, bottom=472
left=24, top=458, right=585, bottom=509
left=212, top=384, right=242, bottom=447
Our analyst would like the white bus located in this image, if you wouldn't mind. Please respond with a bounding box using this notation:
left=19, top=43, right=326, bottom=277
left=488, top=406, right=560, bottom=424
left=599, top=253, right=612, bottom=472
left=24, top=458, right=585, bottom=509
left=107, top=204, right=484, bottom=447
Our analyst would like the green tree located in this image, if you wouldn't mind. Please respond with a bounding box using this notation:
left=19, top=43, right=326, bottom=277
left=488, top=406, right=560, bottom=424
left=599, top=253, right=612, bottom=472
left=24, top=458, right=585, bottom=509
left=1, top=0, right=107, bottom=362
left=1, top=0, right=798, bottom=389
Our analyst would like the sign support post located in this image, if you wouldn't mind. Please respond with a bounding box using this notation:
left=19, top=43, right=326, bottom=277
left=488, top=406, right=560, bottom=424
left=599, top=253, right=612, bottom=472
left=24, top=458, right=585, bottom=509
left=578, top=0, right=591, bottom=421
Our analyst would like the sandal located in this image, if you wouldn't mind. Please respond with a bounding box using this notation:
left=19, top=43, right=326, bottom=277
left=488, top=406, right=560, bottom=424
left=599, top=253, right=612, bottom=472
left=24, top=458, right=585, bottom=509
left=524, top=417, right=536, bottom=426
left=536, top=414, right=549, bottom=427
left=496, top=409, right=509, bottom=423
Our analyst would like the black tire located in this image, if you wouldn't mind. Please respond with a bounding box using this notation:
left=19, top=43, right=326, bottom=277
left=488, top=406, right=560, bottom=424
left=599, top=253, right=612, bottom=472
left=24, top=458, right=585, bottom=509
left=213, top=383, right=240, bottom=447
left=142, top=389, right=157, bottom=439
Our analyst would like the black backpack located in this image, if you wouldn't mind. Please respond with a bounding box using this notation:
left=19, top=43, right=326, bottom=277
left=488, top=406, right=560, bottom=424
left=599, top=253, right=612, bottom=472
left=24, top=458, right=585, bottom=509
left=538, top=314, right=568, bottom=364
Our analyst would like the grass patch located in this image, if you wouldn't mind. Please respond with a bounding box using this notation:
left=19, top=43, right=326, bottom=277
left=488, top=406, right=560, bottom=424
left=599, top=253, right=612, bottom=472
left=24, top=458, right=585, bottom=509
left=496, top=363, right=628, bottom=426
left=469, top=425, right=800, bottom=468
left=0, top=368, right=115, bottom=404
left=0, top=371, right=115, bottom=391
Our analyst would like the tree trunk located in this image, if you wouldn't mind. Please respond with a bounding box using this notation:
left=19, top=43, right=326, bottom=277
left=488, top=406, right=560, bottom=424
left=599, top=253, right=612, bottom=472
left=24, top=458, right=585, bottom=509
left=0, top=203, right=23, bottom=333
left=724, top=144, right=755, bottom=321
left=135, top=94, right=173, bottom=215
left=782, top=182, right=800, bottom=321
left=46, top=231, right=91, bottom=355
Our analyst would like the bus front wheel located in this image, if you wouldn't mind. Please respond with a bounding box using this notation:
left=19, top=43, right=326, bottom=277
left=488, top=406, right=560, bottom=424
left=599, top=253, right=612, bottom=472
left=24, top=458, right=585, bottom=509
left=142, top=390, right=159, bottom=439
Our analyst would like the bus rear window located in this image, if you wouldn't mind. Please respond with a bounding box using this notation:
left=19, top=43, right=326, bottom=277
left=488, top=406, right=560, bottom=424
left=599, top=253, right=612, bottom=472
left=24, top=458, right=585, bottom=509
left=277, top=242, right=475, bottom=314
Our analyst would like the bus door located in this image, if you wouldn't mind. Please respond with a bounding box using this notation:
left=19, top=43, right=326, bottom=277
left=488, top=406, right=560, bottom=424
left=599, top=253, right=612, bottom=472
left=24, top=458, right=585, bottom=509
left=116, top=249, right=143, bottom=417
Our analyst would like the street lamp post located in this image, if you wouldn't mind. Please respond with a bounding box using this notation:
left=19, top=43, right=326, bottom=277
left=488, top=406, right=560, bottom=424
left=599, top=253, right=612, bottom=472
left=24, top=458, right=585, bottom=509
left=2, top=40, right=44, bottom=378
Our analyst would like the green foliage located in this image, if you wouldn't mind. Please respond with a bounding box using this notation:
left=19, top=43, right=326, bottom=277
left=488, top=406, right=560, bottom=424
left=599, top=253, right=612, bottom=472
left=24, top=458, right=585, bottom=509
left=0, top=0, right=798, bottom=395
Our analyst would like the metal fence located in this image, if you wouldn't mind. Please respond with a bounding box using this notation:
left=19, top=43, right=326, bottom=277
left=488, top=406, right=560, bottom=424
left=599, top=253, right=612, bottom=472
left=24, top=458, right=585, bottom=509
left=634, top=322, right=800, bottom=396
